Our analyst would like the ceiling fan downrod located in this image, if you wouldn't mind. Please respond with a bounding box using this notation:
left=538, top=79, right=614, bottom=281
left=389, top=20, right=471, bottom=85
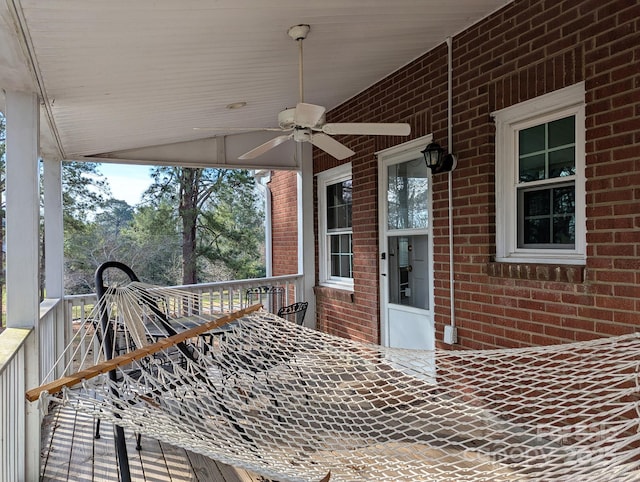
left=288, top=24, right=310, bottom=104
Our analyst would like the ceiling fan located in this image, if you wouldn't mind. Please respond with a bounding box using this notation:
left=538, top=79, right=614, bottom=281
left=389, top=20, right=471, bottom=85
left=196, top=24, right=411, bottom=161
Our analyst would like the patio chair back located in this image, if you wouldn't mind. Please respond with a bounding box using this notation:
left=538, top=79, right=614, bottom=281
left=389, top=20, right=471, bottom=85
left=245, top=285, right=285, bottom=314
left=277, top=301, right=308, bottom=326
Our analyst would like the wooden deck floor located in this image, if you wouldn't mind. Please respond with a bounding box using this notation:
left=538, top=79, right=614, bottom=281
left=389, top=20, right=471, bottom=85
left=41, top=404, right=267, bottom=482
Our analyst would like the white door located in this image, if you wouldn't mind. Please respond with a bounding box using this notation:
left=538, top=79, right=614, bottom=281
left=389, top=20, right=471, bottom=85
left=379, top=141, right=434, bottom=350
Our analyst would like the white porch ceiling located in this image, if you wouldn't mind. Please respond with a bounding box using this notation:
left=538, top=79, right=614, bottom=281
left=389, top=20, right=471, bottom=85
left=0, top=0, right=511, bottom=168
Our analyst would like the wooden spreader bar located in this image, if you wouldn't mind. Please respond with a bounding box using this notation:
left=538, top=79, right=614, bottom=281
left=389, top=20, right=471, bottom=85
left=26, top=304, right=263, bottom=402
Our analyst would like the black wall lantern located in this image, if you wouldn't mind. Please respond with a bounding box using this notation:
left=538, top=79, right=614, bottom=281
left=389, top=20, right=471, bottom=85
left=421, top=142, right=457, bottom=174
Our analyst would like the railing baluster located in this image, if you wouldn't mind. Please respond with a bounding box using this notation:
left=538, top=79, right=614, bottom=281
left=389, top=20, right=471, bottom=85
left=218, top=286, right=224, bottom=313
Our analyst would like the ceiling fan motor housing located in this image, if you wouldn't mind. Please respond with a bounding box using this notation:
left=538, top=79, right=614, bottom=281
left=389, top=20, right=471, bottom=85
left=278, top=108, right=325, bottom=130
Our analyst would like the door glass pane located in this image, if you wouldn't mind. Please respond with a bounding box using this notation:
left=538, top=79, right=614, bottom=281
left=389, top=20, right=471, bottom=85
left=388, top=235, right=429, bottom=310
left=387, top=158, right=429, bottom=230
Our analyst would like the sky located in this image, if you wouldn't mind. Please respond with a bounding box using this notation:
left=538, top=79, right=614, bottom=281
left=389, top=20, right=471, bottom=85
left=100, top=163, right=153, bottom=206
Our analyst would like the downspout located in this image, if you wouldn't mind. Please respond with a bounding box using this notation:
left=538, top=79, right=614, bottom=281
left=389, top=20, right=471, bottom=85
left=445, top=36, right=457, bottom=344
left=254, top=171, right=273, bottom=277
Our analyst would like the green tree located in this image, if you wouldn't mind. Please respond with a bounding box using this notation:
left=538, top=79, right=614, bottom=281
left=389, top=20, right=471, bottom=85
left=61, top=161, right=111, bottom=293
left=144, top=167, right=264, bottom=284
left=62, top=161, right=110, bottom=231
left=122, top=202, right=181, bottom=285
left=64, top=222, right=101, bottom=293
left=94, top=199, right=134, bottom=238
left=198, top=178, right=265, bottom=279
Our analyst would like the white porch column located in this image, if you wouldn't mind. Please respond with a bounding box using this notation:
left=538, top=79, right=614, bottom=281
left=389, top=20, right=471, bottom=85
left=6, top=91, right=40, bottom=329
left=43, top=158, right=64, bottom=298
left=5, top=90, right=41, bottom=481
left=297, top=143, right=316, bottom=326
left=255, top=172, right=273, bottom=277
left=43, top=157, right=66, bottom=378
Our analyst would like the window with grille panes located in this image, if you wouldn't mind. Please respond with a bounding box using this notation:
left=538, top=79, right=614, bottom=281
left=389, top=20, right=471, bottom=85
left=493, top=83, right=586, bottom=265
left=318, top=164, right=354, bottom=289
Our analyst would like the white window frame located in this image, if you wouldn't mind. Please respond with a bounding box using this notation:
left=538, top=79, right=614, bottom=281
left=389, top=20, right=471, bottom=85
left=493, top=83, right=586, bottom=265
left=317, top=163, right=354, bottom=290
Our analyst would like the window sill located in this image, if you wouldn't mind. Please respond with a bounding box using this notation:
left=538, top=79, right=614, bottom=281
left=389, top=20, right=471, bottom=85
left=487, top=261, right=585, bottom=283
left=314, top=285, right=355, bottom=303
left=317, top=279, right=354, bottom=291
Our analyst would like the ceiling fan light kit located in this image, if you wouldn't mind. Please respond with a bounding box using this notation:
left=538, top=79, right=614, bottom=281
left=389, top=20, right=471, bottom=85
left=207, top=23, right=411, bottom=161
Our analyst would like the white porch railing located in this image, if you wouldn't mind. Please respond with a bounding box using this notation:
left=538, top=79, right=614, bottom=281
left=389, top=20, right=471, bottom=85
left=0, top=327, right=31, bottom=482
left=64, top=274, right=303, bottom=324
left=0, top=297, right=66, bottom=481
left=166, top=274, right=303, bottom=312
left=0, top=274, right=303, bottom=480
left=39, top=298, right=66, bottom=383
left=63, top=274, right=304, bottom=366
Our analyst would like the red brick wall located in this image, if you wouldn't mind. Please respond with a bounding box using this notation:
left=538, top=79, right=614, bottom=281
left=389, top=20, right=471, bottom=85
left=269, top=170, right=298, bottom=276
left=308, top=0, right=640, bottom=349
left=314, top=143, right=382, bottom=343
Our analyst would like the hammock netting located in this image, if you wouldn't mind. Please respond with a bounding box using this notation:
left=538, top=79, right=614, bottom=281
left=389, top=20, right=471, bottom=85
left=37, top=282, right=640, bottom=481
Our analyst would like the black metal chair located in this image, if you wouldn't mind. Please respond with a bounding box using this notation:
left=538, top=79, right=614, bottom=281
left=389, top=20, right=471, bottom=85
left=277, top=301, right=308, bottom=326
left=245, top=285, right=285, bottom=314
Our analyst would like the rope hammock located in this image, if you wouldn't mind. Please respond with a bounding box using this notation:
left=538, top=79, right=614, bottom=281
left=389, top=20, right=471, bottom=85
left=28, top=281, right=640, bottom=481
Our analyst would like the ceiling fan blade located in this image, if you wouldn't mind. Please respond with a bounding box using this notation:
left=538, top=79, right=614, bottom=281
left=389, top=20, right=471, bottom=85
left=310, top=133, right=355, bottom=160
left=238, top=134, right=291, bottom=160
left=322, top=123, right=411, bottom=136
left=294, top=103, right=326, bottom=128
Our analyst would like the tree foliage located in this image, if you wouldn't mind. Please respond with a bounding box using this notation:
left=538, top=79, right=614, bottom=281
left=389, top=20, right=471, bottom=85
left=62, top=161, right=110, bottom=232
left=122, top=202, right=181, bottom=286
left=62, top=164, right=265, bottom=293
left=0, top=114, right=265, bottom=296
left=144, top=167, right=265, bottom=284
